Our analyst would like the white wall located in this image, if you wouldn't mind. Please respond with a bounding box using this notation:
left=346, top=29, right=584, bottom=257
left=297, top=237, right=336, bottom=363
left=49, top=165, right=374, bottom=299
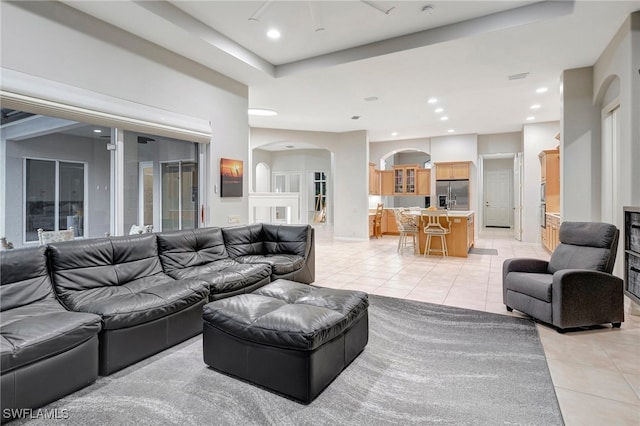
left=251, top=149, right=272, bottom=191
left=268, top=149, right=332, bottom=223
left=250, top=128, right=369, bottom=239
left=431, top=134, right=478, bottom=214
left=593, top=12, right=639, bottom=220
left=370, top=138, right=431, bottom=169
left=592, top=12, right=639, bottom=284
left=0, top=1, right=249, bottom=228
left=478, top=132, right=522, bottom=154
left=561, top=67, right=602, bottom=222
left=522, top=122, right=560, bottom=243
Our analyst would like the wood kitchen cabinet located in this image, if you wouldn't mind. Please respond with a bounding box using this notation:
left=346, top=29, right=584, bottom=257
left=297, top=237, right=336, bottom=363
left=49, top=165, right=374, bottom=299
left=380, top=170, right=394, bottom=195
left=435, top=161, right=470, bottom=180
left=539, top=149, right=560, bottom=212
left=543, top=214, right=560, bottom=252
left=393, top=165, right=419, bottom=195
left=416, top=169, right=431, bottom=195
left=384, top=209, right=399, bottom=234
left=368, top=162, right=380, bottom=195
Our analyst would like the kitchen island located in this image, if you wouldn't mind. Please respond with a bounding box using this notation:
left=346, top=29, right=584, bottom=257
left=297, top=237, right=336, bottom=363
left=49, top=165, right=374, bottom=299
left=413, top=210, right=475, bottom=257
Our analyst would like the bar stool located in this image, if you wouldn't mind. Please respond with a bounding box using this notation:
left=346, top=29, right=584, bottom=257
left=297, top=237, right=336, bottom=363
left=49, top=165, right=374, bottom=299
left=393, top=208, right=419, bottom=254
left=421, top=210, right=451, bottom=257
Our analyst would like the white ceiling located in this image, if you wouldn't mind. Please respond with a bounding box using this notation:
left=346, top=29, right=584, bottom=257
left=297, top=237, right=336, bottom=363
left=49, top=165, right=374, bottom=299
left=61, top=1, right=639, bottom=147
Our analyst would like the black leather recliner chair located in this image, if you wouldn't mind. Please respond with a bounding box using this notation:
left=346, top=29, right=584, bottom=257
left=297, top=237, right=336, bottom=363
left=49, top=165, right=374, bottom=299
left=0, top=246, right=102, bottom=423
left=503, top=221, right=624, bottom=332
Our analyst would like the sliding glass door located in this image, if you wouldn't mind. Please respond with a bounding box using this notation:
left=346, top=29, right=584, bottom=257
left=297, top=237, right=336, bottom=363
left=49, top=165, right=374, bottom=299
left=161, top=161, right=198, bottom=231
left=25, top=159, right=85, bottom=242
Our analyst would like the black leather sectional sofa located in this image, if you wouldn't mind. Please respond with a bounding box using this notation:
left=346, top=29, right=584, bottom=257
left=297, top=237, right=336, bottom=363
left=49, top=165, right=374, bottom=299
left=0, top=223, right=314, bottom=422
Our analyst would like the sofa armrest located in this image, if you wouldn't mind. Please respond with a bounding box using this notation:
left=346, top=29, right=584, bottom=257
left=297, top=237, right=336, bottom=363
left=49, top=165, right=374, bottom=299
left=551, top=269, right=624, bottom=329
left=502, top=258, right=549, bottom=281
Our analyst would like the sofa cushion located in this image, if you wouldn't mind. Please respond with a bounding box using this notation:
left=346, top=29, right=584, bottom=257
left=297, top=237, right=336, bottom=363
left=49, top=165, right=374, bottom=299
left=48, top=233, right=209, bottom=329
left=504, top=272, right=553, bottom=302
left=222, top=224, right=265, bottom=258
left=262, top=224, right=310, bottom=257
left=61, top=276, right=209, bottom=330
left=157, top=228, right=229, bottom=274
left=167, top=260, right=271, bottom=295
left=235, top=254, right=304, bottom=275
left=49, top=234, right=166, bottom=304
left=0, top=299, right=101, bottom=373
left=1, top=246, right=56, bottom=312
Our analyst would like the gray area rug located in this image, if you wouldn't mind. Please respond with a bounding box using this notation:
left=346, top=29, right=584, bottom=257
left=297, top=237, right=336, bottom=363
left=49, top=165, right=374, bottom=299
left=15, top=296, right=563, bottom=425
left=468, top=247, right=499, bottom=255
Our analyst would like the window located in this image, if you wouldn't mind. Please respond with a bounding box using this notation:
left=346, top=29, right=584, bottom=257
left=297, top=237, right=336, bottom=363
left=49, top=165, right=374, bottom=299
left=25, top=159, right=86, bottom=242
left=313, top=172, right=327, bottom=223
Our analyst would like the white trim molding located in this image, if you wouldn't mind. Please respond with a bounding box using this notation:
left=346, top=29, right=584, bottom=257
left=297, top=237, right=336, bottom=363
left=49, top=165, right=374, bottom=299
left=0, top=68, right=212, bottom=144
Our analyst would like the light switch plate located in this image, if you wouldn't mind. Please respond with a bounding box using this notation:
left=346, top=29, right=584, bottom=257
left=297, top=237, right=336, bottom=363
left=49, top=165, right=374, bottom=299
left=228, top=215, right=241, bottom=224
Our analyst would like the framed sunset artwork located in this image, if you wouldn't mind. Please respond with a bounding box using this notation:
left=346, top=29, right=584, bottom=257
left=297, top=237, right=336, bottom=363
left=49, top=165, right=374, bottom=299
left=220, top=158, right=243, bottom=197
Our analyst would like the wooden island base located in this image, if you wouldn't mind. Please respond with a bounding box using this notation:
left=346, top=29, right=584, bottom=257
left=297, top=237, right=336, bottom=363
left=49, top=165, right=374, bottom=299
left=369, top=209, right=475, bottom=258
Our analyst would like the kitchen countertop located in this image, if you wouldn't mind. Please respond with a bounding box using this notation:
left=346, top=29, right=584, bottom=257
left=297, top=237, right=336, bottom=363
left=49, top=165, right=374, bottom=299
left=407, top=210, right=475, bottom=218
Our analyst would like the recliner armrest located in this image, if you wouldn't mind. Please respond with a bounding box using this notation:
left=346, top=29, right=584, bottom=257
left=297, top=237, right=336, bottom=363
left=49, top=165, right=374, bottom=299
left=552, top=269, right=623, bottom=294
left=502, top=258, right=549, bottom=280
left=552, top=269, right=624, bottom=329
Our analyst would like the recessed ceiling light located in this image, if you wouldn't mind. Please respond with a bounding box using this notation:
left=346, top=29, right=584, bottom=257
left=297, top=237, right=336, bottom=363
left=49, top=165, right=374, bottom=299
left=531, top=104, right=541, bottom=109
left=440, top=116, right=448, bottom=121
left=536, top=87, right=548, bottom=93
left=267, top=29, right=281, bottom=39
left=526, top=116, right=536, bottom=121
left=427, top=97, right=438, bottom=104
left=447, top=129, right=455, bottom=133
left=248, top=108, right=278, bottom=116
left=93, top=129, right=102, bottom=133
left=391, top=132, right=398, bottom=136
left=434, top=108, right=443, bottom=113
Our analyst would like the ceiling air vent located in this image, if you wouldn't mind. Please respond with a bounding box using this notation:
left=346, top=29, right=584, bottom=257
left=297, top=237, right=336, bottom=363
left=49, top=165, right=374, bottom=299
left=508, top=72, right=530, bottom=80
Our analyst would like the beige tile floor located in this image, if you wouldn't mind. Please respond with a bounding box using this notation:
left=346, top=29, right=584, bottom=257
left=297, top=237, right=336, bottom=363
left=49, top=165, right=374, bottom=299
left=313, top=226, right=640, bottom=426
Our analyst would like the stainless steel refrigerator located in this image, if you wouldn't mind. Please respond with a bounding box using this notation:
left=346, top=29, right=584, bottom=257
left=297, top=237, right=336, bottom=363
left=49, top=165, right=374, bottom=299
left=436, top=180, right=470, bottom=210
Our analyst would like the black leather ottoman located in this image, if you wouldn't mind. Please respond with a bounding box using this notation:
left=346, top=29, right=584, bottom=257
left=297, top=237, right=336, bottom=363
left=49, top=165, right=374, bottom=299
left=202, top=279, right=369, bottom=403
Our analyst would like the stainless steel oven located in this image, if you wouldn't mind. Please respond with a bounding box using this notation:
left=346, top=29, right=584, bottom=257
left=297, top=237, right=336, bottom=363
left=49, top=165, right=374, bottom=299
left=540, top=203, right=546, bottom=228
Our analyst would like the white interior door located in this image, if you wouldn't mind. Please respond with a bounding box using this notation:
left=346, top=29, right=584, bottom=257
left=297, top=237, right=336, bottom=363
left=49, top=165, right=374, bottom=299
left=484, top=169, right=511, bottom=227
left=513, top=153, right=523, bottom=240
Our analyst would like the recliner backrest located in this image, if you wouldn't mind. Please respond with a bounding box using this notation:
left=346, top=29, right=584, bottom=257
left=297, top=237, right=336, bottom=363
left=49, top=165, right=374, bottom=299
left=548, top=221, right=619, bottom=274
left=0, top=246, right=56, bottom=312
left=157, top=228, right=229, bottom=273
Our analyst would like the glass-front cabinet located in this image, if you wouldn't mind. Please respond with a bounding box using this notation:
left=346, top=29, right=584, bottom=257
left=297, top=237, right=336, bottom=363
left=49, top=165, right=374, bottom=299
left=392, top=165, right=418, bottom=194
